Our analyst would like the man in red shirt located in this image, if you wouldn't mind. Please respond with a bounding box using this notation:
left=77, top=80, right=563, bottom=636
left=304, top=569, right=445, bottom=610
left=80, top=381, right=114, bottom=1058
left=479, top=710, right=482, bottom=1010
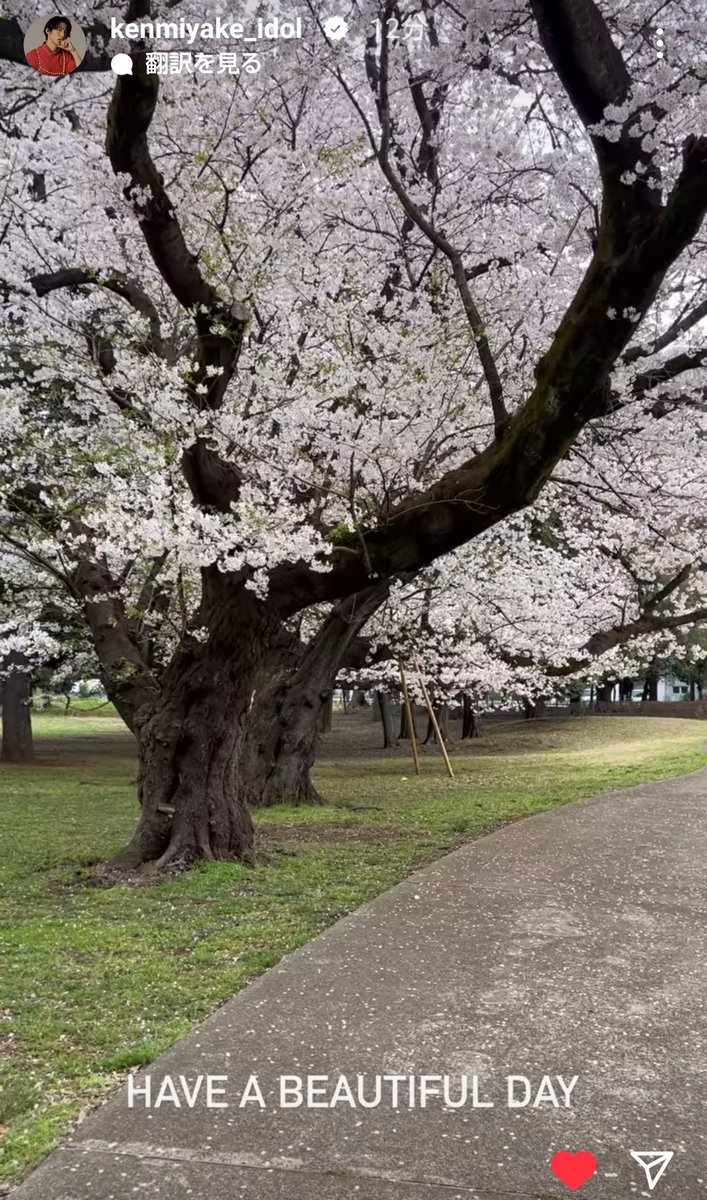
left=26, top=16, right=82, bottom=76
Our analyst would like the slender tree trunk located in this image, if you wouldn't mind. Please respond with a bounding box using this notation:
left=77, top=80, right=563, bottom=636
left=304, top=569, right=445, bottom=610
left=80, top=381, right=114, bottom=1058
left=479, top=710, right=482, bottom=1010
left=436, top=703, right=451, bottom=741
left=377, top=691, right=395, bottom=748
left=320, top=693, right=333, bottom=732
left=595, top=681, right=614, bottom=710
left=398, top=701, right=410, bottom=739
left=462, top=694, right=482, bottom=738
left=1, top=655, right=34, bottom=763
left=424, top=702, right=450, bottom=743
left=642, top=672, right=658, bottom=702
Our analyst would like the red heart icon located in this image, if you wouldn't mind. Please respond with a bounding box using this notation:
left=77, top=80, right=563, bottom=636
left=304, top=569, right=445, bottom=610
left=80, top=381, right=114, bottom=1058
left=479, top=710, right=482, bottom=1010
left=551, top=1151, right=598, bottom=1190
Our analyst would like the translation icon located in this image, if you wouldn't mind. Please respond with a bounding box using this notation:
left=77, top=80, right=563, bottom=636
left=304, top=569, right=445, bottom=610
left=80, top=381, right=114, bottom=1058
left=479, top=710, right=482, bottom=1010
left=630, top=1150, right=674, bottom=1191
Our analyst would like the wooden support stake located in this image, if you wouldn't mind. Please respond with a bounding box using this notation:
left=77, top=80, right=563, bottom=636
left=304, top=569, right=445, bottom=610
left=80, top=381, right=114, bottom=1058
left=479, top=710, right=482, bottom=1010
left=398, top=661, right=421, bottom=776
left=415, top=664, right=455, bottom=779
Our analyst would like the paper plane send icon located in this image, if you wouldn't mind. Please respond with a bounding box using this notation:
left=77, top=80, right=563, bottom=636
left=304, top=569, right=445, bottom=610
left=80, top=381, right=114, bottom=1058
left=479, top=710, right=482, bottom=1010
left=630, top=1150, right=674, bottom=1190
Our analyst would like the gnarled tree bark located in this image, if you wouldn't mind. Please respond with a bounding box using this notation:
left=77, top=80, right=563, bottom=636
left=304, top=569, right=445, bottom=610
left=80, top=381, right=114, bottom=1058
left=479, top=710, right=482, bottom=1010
left=112, top=577, right=279, bottom=868
left=243, top=584, right=388, bottom=808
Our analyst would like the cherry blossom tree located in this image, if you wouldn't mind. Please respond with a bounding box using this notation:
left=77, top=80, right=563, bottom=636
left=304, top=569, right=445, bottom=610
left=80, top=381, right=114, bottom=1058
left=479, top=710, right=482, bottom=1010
left=0, top=547, right=110, bottom=759
left=354, top=508, right=707, bottom=716
left=0, top=552, right=61, bottom=761
left=1, top=0, right=706, bottom=867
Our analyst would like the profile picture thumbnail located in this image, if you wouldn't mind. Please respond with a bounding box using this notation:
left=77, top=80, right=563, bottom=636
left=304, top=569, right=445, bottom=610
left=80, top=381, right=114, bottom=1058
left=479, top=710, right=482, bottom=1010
left=24, top=14, right=85, bottom=77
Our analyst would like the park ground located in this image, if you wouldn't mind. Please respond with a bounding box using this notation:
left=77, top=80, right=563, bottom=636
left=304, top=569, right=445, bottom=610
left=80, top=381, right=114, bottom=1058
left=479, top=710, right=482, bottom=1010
left=1, top=709, right=706, bottom=1191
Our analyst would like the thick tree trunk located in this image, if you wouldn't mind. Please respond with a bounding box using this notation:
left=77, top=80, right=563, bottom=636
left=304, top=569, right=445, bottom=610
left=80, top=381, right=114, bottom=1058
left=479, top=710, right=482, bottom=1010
left=244, top=675, right=327, bottom=810
left=117, top=655, right=257, bottom=869
left=1, top=655, right=34, bottom=763
left=244, top=585, right=388, bottom=808
left=112, top=581, right=278, bottom=870
left=245, top=692, right=326, bottom=809
left=524, top=696, right=546, bottom=719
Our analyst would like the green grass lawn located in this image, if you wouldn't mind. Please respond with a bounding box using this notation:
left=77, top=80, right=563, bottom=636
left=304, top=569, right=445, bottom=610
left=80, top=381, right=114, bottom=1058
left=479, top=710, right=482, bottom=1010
left=0, top=713, right=705, bottom=1188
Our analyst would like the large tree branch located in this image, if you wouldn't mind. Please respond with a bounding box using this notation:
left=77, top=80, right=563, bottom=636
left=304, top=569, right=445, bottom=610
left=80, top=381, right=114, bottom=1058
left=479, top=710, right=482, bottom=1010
left=72, top=558, right=159, bottom=732
left=289, top=0, right=707, bottom=610
left=28, top=267, right=245, bottom=504
left=105, top=60, right=248, bottom=411
left=30, top=268, right=173, bottom=360
left=500, top=563, right=706, bottom=678
left=499, top=602, right=707, bottom=680
left=529, top=0, right=663, bottom=240
left=5, top=482, right=162, bottom=732
left=625, top=296, right=707, bottom=363
left=295, top=583, right=390, bottom=685
left=269, top=0, right=702, bottom=616
left=104, top=57, right=251, bottom=515
left=577, top=606, right=707, bottom=667
left=270, top=113, right=707, bottom=614
left=642, top=563, right=694, bottom=614
left=271, top=125, right=707, bottom=611
left=632, top=348, right=707, bottom=402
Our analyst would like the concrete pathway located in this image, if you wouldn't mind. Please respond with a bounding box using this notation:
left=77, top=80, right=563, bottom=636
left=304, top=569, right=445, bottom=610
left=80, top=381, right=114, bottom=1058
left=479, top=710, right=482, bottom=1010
left=14, top=770, right=707, bottom=1199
